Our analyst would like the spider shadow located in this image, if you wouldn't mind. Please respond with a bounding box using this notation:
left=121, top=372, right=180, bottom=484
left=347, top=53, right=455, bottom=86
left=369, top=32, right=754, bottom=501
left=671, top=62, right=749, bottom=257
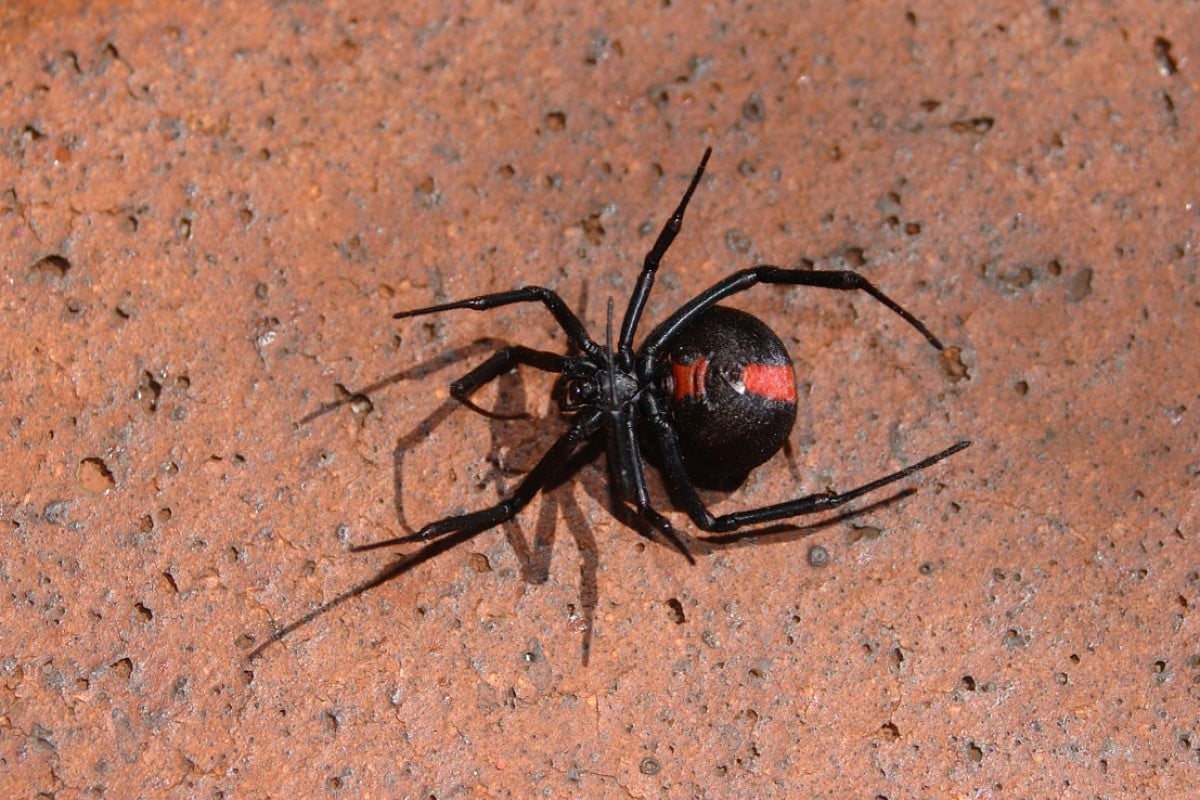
left=251, top=336, right=608, bottom=663
left=386, top=342, right=609, bottom=664
left=296, top=337, right=510, bottom=427
left=251, top=336, right=926, bottom=665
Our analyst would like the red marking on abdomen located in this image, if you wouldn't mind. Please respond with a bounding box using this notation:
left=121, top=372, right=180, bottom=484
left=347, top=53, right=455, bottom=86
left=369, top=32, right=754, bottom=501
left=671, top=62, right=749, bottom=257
left=742, top=363, right=797, bottom=403
left=672, top=356, right=709, bottom=402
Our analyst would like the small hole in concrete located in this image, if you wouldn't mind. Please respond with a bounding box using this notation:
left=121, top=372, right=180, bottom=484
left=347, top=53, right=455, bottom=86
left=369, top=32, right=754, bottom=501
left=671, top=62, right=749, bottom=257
left=724, top=229, right=753, bottom=256
left=742, top=92, right=765, bottom=122
left=580, top=213, right=604, bottom=245
left=950, top=116, right=994, bottom=135
left=847, top=524, right=882, bottom=545
left=79, top=457, right=115, bottom=492
left=137, top=371, right=162, bottom=414
left=842, top=247, right=866, bottom=268
left=940, top=347, right=969, bottom=382
left=1066, top=268, right=1093, bottom=303
left=1154, top=37, right=1178, bottom=76
left=111, top=658, right=133, bottom=680
left=666, top=598, right=685, bottom=624
left=1003, top=629, right=1026, bottom=647
left=32, top=254, right=71, bottom=277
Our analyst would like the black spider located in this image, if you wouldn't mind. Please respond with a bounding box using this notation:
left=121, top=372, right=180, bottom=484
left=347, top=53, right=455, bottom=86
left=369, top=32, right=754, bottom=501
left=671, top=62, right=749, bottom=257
left=360, top=147, right=969, bottom=565
left=249, top=148, right=970, bottom=658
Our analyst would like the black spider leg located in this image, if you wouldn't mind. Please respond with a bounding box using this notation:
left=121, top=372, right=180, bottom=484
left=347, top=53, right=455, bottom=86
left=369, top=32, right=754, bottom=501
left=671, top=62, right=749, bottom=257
left=639, top=267, right=947, bottom=365
left=395, top=286, right=600, bottom=357
left=448, top=345, right=564, bottom=420
left=617, top=146, right=712, bottom=354
left=367, top=283, right=599, bottom=546
left=641, top=395, right=969, bottom=533
left=599, top=148, right=713, bottom=561
left=356, top=409, right=605, bottom=548
left=352, top=343, right=566, bottom=552
left=703, top=488, right=916, bottom=547
left=610, top=405, right=697, bottom=564
left=599, top=301, right=696, bottom=564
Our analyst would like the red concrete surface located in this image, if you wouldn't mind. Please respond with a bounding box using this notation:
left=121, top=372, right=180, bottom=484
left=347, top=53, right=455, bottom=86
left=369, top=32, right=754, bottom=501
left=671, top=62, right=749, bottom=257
left=2, top=2, right=1197, bottom=797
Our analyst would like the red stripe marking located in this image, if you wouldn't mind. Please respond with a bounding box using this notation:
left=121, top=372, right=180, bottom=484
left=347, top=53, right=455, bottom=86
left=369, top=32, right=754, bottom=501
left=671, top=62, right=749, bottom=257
left=743, top=363, right=797, bottom=403
left=672, top=356, right=709, bottom=402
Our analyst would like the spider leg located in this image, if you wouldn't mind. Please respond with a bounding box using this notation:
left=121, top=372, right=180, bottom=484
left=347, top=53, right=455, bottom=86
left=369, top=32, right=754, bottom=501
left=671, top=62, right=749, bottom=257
left=698, top=440, right=971, bottom=532
left=395, top=287, right=598, bottom=357
left=356, top=409, right=604, bottom=550
left=617, top=147, right=712, bottom=353
left=642, top=393, right=969, bottom=533
left=640, top=267, right=946, bottom=370
left=449, top=345, right=564, bottom=420
left=606, top=406, right=695, bottom=564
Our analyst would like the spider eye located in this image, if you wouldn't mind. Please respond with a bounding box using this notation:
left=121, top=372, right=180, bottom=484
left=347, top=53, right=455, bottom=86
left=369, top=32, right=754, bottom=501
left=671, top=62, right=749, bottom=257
left=555, top=378, right=591, bottom=411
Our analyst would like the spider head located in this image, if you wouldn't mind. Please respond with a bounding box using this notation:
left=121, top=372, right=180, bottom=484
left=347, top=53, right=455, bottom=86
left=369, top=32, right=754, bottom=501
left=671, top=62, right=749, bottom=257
left=553, top=353, right=640, bottom=415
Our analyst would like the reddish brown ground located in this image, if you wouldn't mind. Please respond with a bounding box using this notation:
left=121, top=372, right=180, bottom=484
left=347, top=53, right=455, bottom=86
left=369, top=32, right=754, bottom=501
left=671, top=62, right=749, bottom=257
left=2, top=2, right=1197, bottom=797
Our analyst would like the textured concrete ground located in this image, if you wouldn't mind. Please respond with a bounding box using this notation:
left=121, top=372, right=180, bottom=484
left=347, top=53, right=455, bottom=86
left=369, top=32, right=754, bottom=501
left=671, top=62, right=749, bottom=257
left=2, top=2, right=1197, bottom=797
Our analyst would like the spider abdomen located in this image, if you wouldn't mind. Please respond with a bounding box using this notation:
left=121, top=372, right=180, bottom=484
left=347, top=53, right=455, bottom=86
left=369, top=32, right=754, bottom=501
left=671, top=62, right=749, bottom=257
left=659, top=305, right=797, bottom=488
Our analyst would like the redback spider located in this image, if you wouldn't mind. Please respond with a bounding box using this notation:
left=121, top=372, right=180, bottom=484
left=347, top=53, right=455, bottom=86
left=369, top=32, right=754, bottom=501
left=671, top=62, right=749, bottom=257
left=248, top=148, right=968, bottom=658
left=362, top=147, right=968, bottom=562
